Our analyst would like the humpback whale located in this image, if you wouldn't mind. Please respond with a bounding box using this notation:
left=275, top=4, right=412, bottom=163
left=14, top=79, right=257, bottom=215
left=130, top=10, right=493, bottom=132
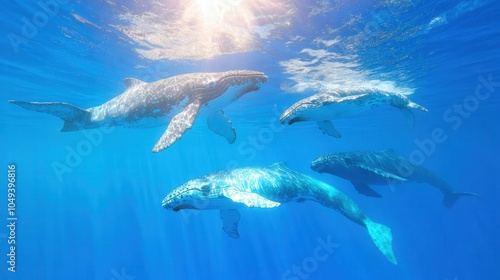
left=162, top=162, right=397, bottom=264
left=280, top=89, right=427, bottom=138
left=9, top=70, right=267, bottom=152
left=311, top=150, right=481, bottom=207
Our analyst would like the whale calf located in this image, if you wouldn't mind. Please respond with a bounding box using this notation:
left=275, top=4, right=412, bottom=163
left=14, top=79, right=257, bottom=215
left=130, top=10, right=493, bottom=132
left=280, top=89, right=427, bottom=138
left=162, top=162, right=397, bottom=264
left=9, top=70, right=267, bottom=152
left=311, top=150, right=481, bottom=207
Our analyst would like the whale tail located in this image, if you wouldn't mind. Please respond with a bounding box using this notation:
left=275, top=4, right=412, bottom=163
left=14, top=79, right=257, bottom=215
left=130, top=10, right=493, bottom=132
left=443, top=191, right=481, bottom=208
left=365, top=219, right=397, bottom=264
left=9, top=100, right=91, bottom=131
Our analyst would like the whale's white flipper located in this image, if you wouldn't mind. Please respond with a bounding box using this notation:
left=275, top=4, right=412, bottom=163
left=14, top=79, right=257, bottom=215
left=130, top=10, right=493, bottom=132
left=222, top=188, right=281, bottom=208
left=317, top=120, right=341, bottom=138
left=220, top=209, right=241, bottom=239
left=365, top=219, right=397, bottom=265
left=358, top=165, right=409, bottom=183
left=408, top=101, right=428, bottom=112
left=153, top=100, right=201, bottom=152
left=9, top=100, right=91, bottom=131
left=207, top=110, right=236, bottom=144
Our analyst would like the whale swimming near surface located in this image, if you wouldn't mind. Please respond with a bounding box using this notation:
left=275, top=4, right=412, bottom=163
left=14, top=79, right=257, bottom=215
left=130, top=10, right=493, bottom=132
left=311, top=150, right=481, bottom=208
left=280, top=89, right=428, bottom=138
left=162, top=162, right=398, bottom=264
left=9, top=70, right=267, bottom=152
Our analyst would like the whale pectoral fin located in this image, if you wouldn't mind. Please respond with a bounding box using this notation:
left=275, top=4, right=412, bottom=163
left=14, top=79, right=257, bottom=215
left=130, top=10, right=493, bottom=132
left=365, top=219, right=397, bottom=264
left=352, top=182, right=383, bottom=198
left=222, top=188, right=281, bottom=208
left=401, top=108, right=416, bottom=127
left=152, top=100, right=201, bottom=152
left=317, top=120, right=342, bottom=138
left=207, top=110, right=236, bottom=144
left=220, top=209, right=241, bottom=239
left=408, top=101, right=428, bottom=112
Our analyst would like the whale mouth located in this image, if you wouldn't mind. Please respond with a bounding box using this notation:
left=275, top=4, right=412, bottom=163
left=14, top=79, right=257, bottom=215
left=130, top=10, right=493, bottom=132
left=172, top=204, right=196, bottom=211
left=162, top=187, right=202, bottom=208
left=284, top=116, right=308, bottom=125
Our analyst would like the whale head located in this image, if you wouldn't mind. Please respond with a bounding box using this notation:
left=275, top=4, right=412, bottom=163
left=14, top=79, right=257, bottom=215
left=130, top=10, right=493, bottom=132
left=162, top=177, right=217, bottom=211
left=311, top=152, right=356, bottom=175
left=199, top=70, right=268, bottom=107
left=279, top=93, right=330, bottom=124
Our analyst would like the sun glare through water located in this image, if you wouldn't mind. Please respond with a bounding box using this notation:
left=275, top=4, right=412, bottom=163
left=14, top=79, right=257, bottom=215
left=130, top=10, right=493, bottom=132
left=115, top=0, right=293, bottom=60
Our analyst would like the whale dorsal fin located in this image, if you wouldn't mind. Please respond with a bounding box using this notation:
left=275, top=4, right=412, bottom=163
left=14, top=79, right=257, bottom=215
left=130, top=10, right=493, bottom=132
left=222, top=188, right=280, bottom=208
left=124, top=78, right=146, bottom=88
left=220, top=209, right=240, bottom=239
left=270, top=162, right=288, bottom=168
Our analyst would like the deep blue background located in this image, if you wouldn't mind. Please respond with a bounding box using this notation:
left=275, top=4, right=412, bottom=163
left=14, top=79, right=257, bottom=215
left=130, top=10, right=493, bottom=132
left=1, top=1, right=499, bottom=279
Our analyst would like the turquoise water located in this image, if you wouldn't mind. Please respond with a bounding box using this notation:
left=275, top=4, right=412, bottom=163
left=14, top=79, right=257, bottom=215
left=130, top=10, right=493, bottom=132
left=1, top=0, right=499, bottom=279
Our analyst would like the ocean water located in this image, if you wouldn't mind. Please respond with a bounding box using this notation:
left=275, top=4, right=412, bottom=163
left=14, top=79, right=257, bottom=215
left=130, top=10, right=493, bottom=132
left=1, top=0, right=499, bottom=279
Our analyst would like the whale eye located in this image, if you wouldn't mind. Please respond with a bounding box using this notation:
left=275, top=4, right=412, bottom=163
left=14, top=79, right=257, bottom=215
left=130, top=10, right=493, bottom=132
left=201, top=184, right=211, bottom=195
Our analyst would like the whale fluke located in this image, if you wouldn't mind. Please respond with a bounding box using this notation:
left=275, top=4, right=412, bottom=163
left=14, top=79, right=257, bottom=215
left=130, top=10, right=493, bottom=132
left=443, top=192, right=482, bottom=208
left=9, top=100, right=91, bottom=131
left=365, top=219, right=397, bottom=265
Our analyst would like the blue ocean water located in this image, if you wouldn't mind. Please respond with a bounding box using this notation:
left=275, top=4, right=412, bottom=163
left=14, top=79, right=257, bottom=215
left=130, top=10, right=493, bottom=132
left=1, top=0, right=499, bottom=279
